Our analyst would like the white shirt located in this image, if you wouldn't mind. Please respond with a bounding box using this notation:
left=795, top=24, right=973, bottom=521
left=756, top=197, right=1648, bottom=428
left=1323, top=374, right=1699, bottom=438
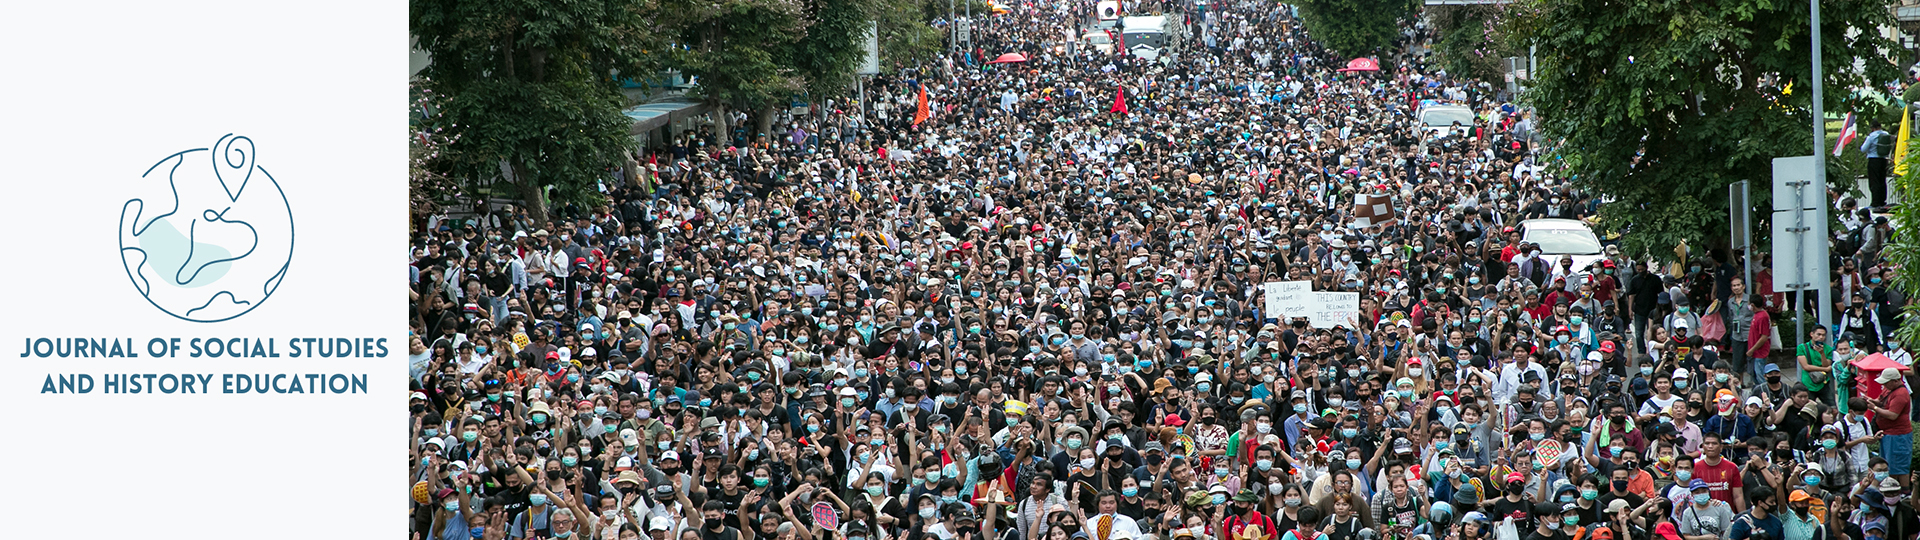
left=1086, top=514, right=1142, bottom=540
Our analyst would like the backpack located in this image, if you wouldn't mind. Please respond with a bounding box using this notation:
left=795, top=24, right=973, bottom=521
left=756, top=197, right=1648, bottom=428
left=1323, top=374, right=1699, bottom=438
left=1841, top=226, right=1866, bottom=257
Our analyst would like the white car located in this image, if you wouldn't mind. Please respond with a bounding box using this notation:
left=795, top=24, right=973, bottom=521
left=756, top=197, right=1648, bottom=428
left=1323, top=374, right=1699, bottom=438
left=1082, top=31, right=1114, bottom=55
left=1519, top=218, right=1607, bottom=273
left=1415, top=104, right=1474, bottom=137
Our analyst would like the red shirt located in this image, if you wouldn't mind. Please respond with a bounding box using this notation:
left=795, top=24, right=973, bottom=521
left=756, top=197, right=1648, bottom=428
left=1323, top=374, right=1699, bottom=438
left=1692, top=456, right=1744, bottom=505
left=1879, top=386, right=1913, bottom=435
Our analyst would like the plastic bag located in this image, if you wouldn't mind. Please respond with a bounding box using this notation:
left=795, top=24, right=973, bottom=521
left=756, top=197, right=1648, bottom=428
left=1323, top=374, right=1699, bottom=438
left=1496, top=517, right=1520, bottom=540
left=1699, top=311, right=1726, bottom=341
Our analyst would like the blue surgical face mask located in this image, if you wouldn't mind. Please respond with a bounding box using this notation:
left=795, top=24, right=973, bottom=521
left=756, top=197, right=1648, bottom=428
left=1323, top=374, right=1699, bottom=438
left=1342, top=428, right=1358, bottom=438
left=1346, top=458, right=1362, bottom=470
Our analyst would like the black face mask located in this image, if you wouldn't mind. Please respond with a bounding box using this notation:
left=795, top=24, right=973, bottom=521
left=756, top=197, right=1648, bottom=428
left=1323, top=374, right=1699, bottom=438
left=547, top=469, right=564, bottom=481
left=412, top=403, right=428, bottom=414
left=1612, top=480, right=1629, bottom=493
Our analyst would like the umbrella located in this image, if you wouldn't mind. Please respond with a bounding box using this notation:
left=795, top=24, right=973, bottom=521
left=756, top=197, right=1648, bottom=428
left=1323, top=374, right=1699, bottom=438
left=1337, top=57, right=1380, bottom=72
left=986, top=52, right=1028, bottom=64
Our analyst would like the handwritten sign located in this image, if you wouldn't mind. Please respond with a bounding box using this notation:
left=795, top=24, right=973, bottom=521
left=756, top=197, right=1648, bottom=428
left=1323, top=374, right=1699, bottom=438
left=811, top=501, right=839, bottom=530
left=1308, top=291, right=1360, bottom=329
left=1263, top=281, right=1313, bottom=320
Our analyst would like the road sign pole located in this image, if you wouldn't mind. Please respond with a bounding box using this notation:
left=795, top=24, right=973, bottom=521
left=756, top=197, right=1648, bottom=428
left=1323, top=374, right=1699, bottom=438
left=1811, top=0, right=1835, bottom=349
left=1741, top=180, right=1752, bottom=293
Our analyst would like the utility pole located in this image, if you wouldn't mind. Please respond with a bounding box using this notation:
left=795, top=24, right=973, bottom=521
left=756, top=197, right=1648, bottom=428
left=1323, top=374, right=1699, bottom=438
left=1810, top=0, right=1834, bottom=348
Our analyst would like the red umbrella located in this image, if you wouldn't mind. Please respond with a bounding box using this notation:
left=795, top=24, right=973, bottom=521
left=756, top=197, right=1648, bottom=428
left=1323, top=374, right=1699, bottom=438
left=1337, top=57, right=1380, bottom=72
left=986, top=52, right=1028, bottom=64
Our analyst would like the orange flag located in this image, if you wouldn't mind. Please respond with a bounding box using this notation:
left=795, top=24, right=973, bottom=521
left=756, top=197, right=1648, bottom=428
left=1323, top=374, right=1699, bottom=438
left=913, top=83, right=929, bottom=126
left=1111, top=86, right=1127, bottom=114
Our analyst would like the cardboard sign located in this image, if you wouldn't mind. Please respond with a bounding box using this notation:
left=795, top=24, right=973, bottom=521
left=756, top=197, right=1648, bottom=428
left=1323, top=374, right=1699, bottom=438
left=1308, top=291, right=1361, bottom=329
left=1263, top=281, right=1313, bottom=320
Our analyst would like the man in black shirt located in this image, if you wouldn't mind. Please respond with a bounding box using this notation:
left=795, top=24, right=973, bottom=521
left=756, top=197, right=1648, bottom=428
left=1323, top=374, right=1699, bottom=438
left=699, top=500, right=741, bottom=540
left=1525, top=502, right=1575, bottom=540
left=1485, top=473, right=1538, bottom=532
left=1626, top=261, right=1662, bottom=352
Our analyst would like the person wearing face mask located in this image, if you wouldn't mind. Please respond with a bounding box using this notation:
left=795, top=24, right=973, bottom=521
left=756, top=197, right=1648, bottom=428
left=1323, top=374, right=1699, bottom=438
left=1524, top=502, right=1580, bottom=540
left=1726, top=485, right=1786, bottom=540
left=1779, top=489, right=1826, bottom=540
left=1676, top=479, right=1734, bottom=540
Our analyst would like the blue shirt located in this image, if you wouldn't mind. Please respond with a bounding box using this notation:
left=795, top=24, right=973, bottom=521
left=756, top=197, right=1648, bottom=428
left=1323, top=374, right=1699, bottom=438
left=439, top=509, right=471, bottom=540
left=1864, top=130, right=1894, bottom=158
left=1730, top=511, right=1784, bottom=540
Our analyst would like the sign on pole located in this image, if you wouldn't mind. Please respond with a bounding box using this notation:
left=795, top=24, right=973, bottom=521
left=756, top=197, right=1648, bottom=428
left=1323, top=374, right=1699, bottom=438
left=1770, top=156, right=1829, bottom=291
left=858, top=21, right=880, bottom=75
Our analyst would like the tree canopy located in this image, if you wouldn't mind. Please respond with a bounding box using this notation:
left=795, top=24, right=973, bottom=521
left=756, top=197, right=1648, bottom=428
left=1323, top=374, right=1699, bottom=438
left=1511, top=0, right=1902, bottom=259
left=1292, top=0, right=1419, bottom=58
left=411, top=0, right=663, bottom=223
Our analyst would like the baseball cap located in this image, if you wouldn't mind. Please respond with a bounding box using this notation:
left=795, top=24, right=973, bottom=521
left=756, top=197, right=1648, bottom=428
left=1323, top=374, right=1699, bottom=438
left=1879, top=368, right=1903, bottom=384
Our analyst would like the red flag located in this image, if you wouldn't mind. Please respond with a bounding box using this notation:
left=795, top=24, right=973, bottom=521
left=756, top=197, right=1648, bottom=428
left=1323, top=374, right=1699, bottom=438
left=913, top=84, right=929, bottom=126
left=1110, top=86, right=1128, bottom=114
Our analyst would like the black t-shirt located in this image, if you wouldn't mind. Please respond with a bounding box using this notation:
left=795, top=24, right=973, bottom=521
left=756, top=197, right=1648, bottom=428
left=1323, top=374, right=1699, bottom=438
left=1524, top=527, right=1573, bottom=540
left=1487, top=496, right=1536, bottom=531
left=1320, top=516, right=1364, bottom=540
left=701, top=525, right=742, bottom=540
left=708, top=487, right=746, bottom=520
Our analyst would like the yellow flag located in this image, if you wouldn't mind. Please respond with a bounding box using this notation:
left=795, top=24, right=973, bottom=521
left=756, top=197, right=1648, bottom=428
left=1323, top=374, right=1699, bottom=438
left=1896, top=105, right=1912, bottom=176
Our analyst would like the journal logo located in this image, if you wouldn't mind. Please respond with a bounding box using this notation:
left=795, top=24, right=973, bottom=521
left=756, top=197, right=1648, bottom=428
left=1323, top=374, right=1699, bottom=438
left=118, top=134, right=294, bottom=322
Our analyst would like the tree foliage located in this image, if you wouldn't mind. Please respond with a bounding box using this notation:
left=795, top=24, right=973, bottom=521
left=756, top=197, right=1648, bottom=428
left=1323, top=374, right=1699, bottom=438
left=411, top=0, right=662, bottom=224
left=1429, top=5, right=1512, bottom=83
left=1292, top=0, right=1418, bottom=58
left=878, top=0, right=945, bottom=67
left=1893, top=151, right=1920, bottom=345
left=661, top=0, right=810, bottom=114
left=1509, top=0, right=1901, bottom=260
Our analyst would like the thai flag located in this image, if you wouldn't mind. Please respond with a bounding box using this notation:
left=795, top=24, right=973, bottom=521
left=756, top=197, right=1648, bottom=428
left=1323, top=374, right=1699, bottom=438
left=1835, top=112, right=1857, bottom=157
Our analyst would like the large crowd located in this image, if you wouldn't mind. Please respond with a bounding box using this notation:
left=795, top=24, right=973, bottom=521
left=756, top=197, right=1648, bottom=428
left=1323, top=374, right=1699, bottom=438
left=406, top=2, right=1920, bottom=540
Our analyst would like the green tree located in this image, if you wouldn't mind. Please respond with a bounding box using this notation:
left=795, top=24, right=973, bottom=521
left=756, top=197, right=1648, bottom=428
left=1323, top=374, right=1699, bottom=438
left=782, top=0, right=873, bottom=100
left=1891, top=150, right=1920, bottom=345
left=411, top=0, right=661, bottom=225
left=1291, top=0, right=1418, bottom=58
left=661, top=0, right=808, bottom=140
left=878, top=0, right=944, bottom=67
left=1509, top=0, right=1901, bottom=260
left=1429, top=5, right=1511, bottom=83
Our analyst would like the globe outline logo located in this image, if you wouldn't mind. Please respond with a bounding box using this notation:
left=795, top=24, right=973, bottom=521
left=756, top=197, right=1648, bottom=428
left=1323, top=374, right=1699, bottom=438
left=117, top=134, right=294, bottom=323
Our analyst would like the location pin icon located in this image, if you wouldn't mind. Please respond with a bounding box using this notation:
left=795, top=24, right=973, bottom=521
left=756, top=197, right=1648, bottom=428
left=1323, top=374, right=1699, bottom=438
left=212, top=134, right=254, bottom=202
